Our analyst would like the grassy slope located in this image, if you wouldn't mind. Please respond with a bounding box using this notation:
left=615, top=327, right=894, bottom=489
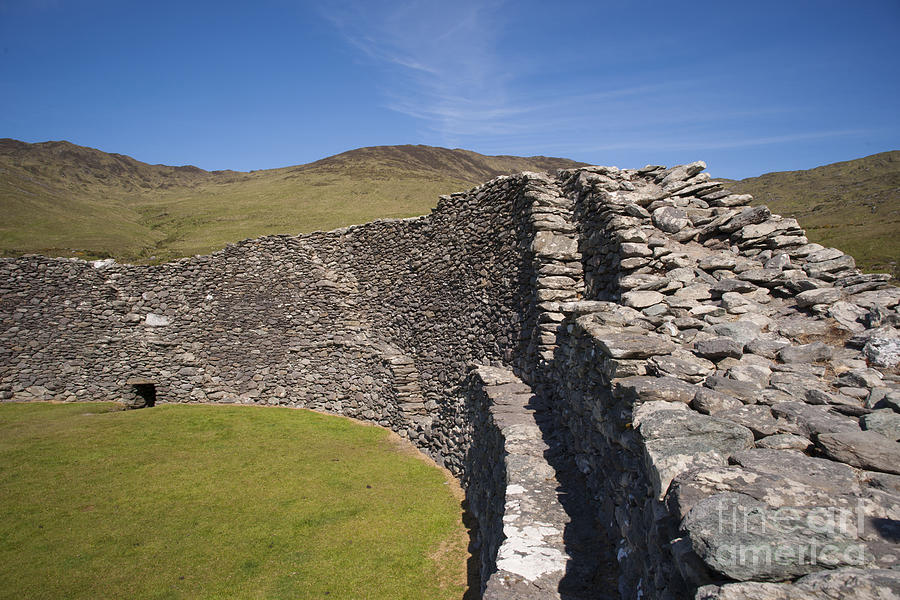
left=6, top=139, right=896, bottom=273
left=727, top=150, right=900, bottom=277
left=0, top=139, right=583, bottom=263
left=0, top=402, right=468, bottom=600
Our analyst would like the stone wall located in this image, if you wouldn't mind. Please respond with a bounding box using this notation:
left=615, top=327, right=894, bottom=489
left=546, top=164, right=900, bottom=598
left=2, top=161, right=899, bottom=599
left=0, top=174, right=538, bottom=465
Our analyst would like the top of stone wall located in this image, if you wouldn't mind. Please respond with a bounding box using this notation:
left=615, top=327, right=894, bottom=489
left=544, top=161, right=900, bottom=597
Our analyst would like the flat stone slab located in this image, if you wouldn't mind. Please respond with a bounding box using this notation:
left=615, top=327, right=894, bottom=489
left=712, top=320, right=762, bottom=347
left=692, top=388, right=743, bottom=415
left=683, top=492, right=872, bottom=582
left=649, top=353, right=715, bottom=383
left=796, top=287, right=844, bottom=307
left=862, top=410, right=900, bottom=442
left=695, top=567, right=900, bottom=599
left=715, top=405, right=782, bottom=438
left=589, top=329, right=676, bottom=359
left=703, top=375, right=763, bottom=404
left=621, top=290, right=666, bottom=309
left=865, top=336, right=900, bottom=368
left=695, top=337, right=744, bottom=360
left=531, top=231, right=578, bottom=259
left=778, top=341, right=833, bottom=364
left=771, top=402, right=860, bottom=437
left=638, top=404, right=754, bottom=498
left=614, top=376, right=699, bottom=404
left=729, top=448, right=860, bottom=494
left=712, top=279, right=758, bottom=294
left=816, top=430, right=900, bottom=474
left=754, top=433, right=812, bottom=451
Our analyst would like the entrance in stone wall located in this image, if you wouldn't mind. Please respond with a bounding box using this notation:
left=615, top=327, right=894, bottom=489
left=125, top=378, right=157, bottom=409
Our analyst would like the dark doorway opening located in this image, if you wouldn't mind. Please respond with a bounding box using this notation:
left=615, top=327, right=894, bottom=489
left=126, top=378, right=157, bottom=409
left=134, top=384, right=156, bottom=408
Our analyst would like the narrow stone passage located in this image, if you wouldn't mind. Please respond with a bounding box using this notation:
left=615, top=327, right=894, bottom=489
left=466, top=367, right=618, bottom=599
left=534, top=398, right=620, bottom=600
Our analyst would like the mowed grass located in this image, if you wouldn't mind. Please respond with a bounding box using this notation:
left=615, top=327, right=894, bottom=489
left=0, top=402, right=469, bottom=600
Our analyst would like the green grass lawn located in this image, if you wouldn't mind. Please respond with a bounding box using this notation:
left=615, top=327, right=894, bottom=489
left=0, top=402, right=469, bottom=600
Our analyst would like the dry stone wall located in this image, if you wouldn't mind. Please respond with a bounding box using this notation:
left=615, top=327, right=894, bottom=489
left=2, top=161, right=900, bottom=599
left=544, top=164, right=900, bottom=599
left=462, top=366, right=572, bottom=599
left=0, top=174, right=537, bottom=464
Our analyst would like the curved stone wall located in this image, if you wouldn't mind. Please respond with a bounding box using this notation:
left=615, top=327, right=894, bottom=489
left=2, top=162, right=899, bottom=599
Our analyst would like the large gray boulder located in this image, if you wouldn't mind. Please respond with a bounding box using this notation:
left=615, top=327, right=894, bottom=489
left=777, top=342, right=833, bottom=364
left=862, top=410, right=900, bottom=442
left=695, top=337, right=744, bottom=360
left=683, top=493, right=871, bottom=581
left=588, top=328, right=676, bottom=358
left=653, top=206, right=692, bottom=233
left=865, top=336, right=900, bottom=368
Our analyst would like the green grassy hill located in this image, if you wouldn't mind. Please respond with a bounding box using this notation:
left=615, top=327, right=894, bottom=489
left=3, top=140, right=898, bottom=275
left=0, top=139, right=584, bottom=263
left=727, top=150, right=900, bottom=278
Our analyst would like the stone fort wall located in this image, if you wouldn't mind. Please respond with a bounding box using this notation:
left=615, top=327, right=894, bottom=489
left=2, top=163, right=899, bottom=599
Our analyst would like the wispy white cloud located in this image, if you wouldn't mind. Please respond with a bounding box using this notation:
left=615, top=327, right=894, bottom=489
left=317, top=0, right=859, bottom=166
left=319, top=0, right=542, bottom=144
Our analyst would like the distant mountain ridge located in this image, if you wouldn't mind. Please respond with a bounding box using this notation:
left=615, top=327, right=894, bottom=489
left=0, top=139, right=584, bottom=263
left=302, top=145, right=585, bottom=183
left=0, top=139, right=578, bottom=185
left=727, top=150, right=899, bottom=277
left=0, top=138, right=215, bottom=186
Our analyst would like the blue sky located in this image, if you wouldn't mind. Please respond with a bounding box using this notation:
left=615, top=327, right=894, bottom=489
left=1, top=0, right=898, bottom=178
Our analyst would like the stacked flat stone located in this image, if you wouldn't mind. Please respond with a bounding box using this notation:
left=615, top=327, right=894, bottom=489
left=549, top=163, right=900, bottom=599
left=1, top=161, right=898, bottom=599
